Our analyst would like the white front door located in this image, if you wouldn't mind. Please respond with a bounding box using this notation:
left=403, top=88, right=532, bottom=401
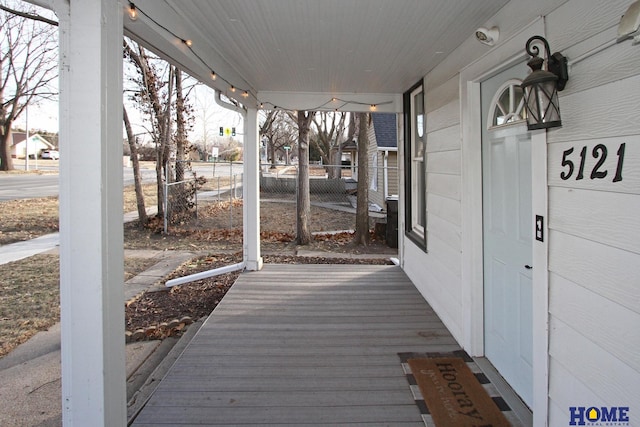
left=481, top=63, right=533, bottom=407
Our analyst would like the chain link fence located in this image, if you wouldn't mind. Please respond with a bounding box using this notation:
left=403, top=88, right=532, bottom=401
left=163, top=160, right=399, bottom=241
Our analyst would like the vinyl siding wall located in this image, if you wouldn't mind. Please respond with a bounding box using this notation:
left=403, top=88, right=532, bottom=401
left=401, top=0, right=640, bottom=424
left=543, top=1, right=640, bottom=423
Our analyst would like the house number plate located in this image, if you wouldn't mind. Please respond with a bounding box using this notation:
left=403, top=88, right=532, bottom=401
left=548, top=136, right=639, bottom=193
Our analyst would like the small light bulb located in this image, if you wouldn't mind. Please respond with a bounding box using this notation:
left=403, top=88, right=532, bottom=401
left=211, top=71, right=217, bottom=81
left=128, top=3, right=138, bottom=21
left=182, top=39, right=193, bottom=47
left=242, top=91, right=249, bottom=98
left=230, top=86, right=236, bottom=93
left=370, top=104, right=377, bottom=111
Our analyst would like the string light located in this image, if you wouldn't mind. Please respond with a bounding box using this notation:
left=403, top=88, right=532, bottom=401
left=128, top=2, right=138, bottom=21
left=125, top=3, right=390, bottom=111
left=127, top=2, right=255, bottom=103
left=258, top=98, right=392, bottom=112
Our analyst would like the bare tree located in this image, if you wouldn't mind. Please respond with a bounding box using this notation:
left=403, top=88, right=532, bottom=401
left=0, top=1, right=57, bottom=170
left=354, top=112, right=370, bottom=246
left=261, top=110, right=297, bottom=168
left=123, top=106, right=148, bottom=226
left=296, top=110, right=314, bottom=245
left=124, top=39, right=173, bottom=217
left=312, top=111, right=346, bottom=178
left=175, top=67, right=188, bottom=181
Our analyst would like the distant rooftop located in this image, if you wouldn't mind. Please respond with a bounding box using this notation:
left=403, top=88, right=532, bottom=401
left=371, top=113, right=397, bottom=149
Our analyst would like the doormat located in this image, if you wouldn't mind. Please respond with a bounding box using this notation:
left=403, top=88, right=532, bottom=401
left=400, top=351, right=513, bottom=427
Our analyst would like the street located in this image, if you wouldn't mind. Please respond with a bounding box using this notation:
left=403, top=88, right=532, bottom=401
left=0, top=162, right=244, bottom=201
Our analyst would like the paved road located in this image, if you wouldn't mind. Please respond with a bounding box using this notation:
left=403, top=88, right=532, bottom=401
left=0, top=174, right=60, bottom=201
left=0, top=162, right=244, bottom=201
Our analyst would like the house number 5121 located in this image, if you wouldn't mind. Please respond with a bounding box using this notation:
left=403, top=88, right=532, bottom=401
left=560, top=143, right=626, bottom=182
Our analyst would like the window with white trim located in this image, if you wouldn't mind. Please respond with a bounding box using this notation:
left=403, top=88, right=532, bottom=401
left=488, top=79, right=527, bottom=129
left=404, top=81, right=426, bottom=250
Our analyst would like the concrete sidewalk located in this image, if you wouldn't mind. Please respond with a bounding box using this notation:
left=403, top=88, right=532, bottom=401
left=0, top=232, right=60, bottom=265
left=0, top=249, right=198, bottom=427
left=0, top=208, right=158, bottom=266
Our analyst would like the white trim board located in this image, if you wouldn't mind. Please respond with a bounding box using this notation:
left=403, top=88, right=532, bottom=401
left=459, top=16, right=549, bottom=426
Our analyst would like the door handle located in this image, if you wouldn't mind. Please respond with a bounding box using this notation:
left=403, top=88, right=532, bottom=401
left=525, top=265, right=533, bottom=270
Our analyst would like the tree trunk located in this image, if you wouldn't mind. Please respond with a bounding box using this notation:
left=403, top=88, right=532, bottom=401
left=0, top=125, right=15, bottom=171
left=354, top=112, right=370, bottom=246
left=123, top=107, right=148, bottom=227
left=156, top=66, right=174, bottom=218
left=175, top=68, right=186, bottom=182
left=174, top=68, right=188, bottom=212
left=296, top=111, right=313, bottom=245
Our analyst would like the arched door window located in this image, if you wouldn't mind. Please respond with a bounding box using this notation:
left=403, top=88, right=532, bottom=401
left=487, top=79, right=527, bottom=129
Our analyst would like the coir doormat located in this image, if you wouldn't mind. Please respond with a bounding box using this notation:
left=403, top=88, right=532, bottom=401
left=407, top=356, right=511, bottom=427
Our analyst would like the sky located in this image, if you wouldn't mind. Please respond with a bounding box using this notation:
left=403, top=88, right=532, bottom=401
left=19, top=77, right=245, bottom=146
left=7, top=0, right=244, bottom=145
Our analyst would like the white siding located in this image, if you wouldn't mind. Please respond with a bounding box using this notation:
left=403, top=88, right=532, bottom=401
left=400, top=0, right=640, bottom=424
left=403, top=79, right=464, bottom=344
left=544, top=1, right=640, bottom=424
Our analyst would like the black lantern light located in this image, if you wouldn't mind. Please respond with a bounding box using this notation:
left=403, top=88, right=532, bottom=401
left=520, top=36, right=568, bottom=131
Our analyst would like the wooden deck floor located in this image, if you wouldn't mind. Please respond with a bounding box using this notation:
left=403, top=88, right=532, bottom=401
left=131, top=264, right=461, bottom=426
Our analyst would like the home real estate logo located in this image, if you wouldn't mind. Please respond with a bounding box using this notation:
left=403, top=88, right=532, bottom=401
left=569, top=406, right=630, bottom=426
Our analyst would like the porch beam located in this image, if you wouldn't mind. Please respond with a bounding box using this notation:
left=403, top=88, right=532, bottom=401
left=57, top=0, right=126, bottom=425
left=259, top=91, right=402, bottom=113
left=243, top=107, right=263, bottom=270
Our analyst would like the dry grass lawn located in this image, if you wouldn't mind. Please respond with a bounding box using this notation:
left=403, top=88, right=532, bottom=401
left=0, top=254, right=159, bottom=357
left=0, top=180, right=394, bottom=357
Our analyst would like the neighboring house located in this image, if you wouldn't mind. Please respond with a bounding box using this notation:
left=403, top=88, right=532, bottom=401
left=368, top=113, right=398, bottom=211
left=338, top=138, right=357, bottom=177
left=45, top=0, right=640, bottom=425
left=10, top=132, right=56, bottom=159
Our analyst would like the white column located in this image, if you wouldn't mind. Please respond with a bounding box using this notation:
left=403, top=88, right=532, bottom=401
left=57, top=1, right=125, bottom=425
left=243, top=107, right=263, bottom=271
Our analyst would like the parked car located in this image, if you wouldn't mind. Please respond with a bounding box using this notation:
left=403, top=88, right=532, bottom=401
left=41, top=150, right=59, bottom=160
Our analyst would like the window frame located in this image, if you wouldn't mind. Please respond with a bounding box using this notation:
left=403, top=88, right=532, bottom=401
left=403, top=80, right=427, bottom=251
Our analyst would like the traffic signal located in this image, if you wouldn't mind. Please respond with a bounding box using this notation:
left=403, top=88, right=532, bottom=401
left=219, top=126, right=224, bottom=136
left=232, top=127, right=236, bottom=136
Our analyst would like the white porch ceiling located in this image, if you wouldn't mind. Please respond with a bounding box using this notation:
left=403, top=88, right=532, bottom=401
left=126, top=0, right=509, bottom=110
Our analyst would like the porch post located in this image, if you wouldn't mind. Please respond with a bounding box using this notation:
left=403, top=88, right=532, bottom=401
left=57, top=0, right=125, bottom=425
left=243, top=107, right=263, bottom=270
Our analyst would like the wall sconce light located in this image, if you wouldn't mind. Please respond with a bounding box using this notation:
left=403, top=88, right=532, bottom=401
left=520, top=35, right=568, bottom=131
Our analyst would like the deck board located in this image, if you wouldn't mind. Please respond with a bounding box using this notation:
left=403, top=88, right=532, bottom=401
left=131, top=264, right=460, bottom=426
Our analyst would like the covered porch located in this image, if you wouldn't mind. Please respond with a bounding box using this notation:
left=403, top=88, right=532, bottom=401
left=35, top=0, right=520, bottom=424
left=129, top=264, right=526, bottom=426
